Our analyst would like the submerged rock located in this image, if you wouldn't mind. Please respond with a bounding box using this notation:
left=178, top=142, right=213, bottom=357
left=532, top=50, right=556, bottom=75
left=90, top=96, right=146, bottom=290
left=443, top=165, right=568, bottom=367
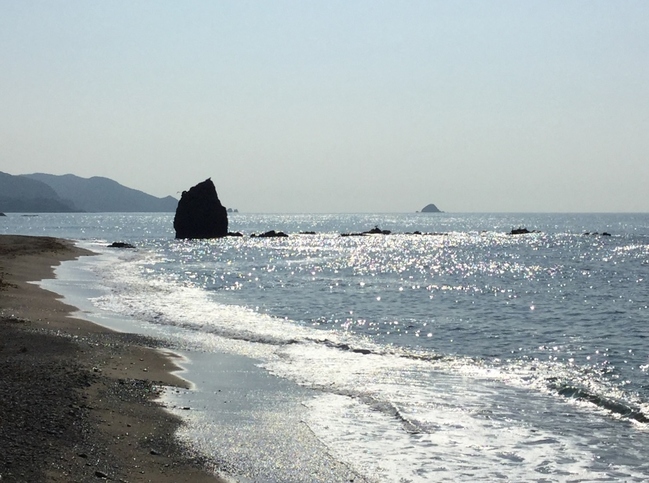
left=173, top=179, right=228, bottom=239
left=509, top=227, right=538, bottom=235
left=251, top=230, right=288, bottom=238
left=365, top=226, right=391, bottom=235
left=107, top=242, right=135, bottom=249
left=341, top=226, right=392, bottom=236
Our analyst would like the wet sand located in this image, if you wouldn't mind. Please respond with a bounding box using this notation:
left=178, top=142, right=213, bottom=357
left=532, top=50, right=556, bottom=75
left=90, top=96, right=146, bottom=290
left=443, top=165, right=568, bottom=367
left=0, top=235, right=223, bottom=482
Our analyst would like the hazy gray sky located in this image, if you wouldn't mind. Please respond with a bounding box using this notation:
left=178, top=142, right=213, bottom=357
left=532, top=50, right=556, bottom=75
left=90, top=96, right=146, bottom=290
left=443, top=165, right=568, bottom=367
left=1, top=1, right=647, bottom=212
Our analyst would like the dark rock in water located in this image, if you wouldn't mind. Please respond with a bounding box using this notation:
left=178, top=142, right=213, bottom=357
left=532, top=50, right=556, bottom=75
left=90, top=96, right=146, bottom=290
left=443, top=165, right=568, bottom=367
left=602, top=232, right=611, bottom=236
left=174, top=179, right=228, bottom=239
left=509, top=227, right=538, bottom=235
left=108, top=242, right=136, bottom=249
left=341, top=226, right=391, bottom=237
left=251, top=230, right=288, bottom=238
left=365, top=226, right=391, bottom=235
left=0, top=212, right=5, bottom=216
left=227, top=231, right=244, bottom=237
left=300, top=231, right=317, bottom=235
left=352, top=348, right=372, bottom=355
left=421, top=203, right=441, bottom=213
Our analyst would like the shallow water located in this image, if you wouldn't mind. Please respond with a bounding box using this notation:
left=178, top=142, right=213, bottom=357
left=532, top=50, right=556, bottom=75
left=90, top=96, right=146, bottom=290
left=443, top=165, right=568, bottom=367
left=6, top=212, right=649, bottom=481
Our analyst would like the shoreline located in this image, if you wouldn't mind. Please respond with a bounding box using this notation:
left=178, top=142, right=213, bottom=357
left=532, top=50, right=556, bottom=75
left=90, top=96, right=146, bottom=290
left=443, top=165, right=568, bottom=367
left=0, top=235, right=222, bottom=482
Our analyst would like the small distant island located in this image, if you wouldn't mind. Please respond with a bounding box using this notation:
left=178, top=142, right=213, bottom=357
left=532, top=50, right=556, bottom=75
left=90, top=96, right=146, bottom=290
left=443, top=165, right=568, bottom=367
left=420, top=203, right=442, bottom=213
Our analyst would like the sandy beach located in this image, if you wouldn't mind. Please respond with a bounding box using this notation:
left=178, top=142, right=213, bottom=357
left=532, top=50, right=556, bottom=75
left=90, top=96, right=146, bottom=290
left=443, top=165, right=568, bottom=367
left=0, top=235, right=222, bottom=482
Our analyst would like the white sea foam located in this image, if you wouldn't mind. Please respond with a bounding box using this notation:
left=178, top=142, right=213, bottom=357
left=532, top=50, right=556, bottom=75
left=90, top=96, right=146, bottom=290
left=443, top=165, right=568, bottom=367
left=265, top=341, right=649, bottom=481
left=75, top=243, right=649, bottom=482
left=304, top=393, right=596, bottom=482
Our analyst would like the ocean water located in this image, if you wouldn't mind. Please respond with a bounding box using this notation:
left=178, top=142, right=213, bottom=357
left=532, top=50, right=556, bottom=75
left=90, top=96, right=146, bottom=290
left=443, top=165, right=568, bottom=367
left=3, top=212, right=649, bottom=482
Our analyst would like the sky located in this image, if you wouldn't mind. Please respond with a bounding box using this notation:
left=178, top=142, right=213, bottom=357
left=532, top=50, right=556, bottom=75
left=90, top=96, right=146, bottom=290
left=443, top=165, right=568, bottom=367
left=1, top=1, right=648, bottom=213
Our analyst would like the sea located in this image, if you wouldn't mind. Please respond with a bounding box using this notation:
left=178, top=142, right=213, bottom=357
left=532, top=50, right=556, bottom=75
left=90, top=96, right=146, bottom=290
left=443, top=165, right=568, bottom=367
left=2, top=212, right=649, bottom=482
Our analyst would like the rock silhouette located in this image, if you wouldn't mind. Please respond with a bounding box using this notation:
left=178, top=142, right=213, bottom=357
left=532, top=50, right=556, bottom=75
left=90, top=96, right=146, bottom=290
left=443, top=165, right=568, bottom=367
left=251, top=230, right=288, bottom=238
left=173, top=179, right=228, bottom=239
left=509, top=227, right=540, bottom=235
left=420, top=203, right=441, bottom=213
left=107, top=242, right=136, bottom=248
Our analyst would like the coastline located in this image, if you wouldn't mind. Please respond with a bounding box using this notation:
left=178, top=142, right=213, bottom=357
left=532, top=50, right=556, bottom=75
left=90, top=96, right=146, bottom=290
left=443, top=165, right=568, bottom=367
left=0, top=235, right=222, bottom=482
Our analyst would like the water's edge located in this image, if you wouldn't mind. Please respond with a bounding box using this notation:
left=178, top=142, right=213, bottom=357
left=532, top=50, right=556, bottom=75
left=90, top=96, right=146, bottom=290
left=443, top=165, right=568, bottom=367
left=41, top=252, right=369, bottom=483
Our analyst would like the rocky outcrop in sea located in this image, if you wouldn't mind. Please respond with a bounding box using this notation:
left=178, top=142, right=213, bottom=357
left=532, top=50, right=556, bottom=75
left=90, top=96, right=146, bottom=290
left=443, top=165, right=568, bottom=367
left=173, top=179, right=228, bottom=239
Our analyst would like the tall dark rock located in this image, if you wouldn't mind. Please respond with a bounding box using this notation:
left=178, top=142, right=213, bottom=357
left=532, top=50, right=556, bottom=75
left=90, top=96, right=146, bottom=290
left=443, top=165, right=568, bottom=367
left=173, top=179, right=228, bottom=239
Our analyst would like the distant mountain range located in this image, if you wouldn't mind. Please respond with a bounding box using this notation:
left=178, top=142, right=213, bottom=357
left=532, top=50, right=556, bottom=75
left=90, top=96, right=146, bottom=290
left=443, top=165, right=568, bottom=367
left=0, top=172, right=177, bottom=213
